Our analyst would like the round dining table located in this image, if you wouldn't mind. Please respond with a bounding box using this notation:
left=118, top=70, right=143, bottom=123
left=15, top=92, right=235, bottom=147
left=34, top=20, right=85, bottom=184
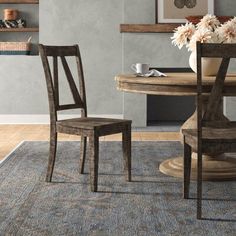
left=115, top=73, right=236, bottom=180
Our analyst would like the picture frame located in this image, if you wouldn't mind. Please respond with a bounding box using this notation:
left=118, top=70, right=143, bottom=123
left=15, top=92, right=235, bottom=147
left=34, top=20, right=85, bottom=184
left=156, top=0, right=214, bottom=23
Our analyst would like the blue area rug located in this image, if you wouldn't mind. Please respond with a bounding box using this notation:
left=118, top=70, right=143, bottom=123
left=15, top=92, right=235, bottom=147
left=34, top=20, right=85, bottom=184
left=0, top=141, right=235, bottom=235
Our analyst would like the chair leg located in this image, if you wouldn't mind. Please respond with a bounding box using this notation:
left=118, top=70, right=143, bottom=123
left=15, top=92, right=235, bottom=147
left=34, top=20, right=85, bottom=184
left=122, top=124, right=131, bottom=182
left=46, top=130, right=58, bottom=182
left=197, top=149, right=203, bottom=219
left=89, top=134, right=99, bottom=192
left=183, top=138, right=192, bottom=199
left=79, top=135, right=87, bottom=174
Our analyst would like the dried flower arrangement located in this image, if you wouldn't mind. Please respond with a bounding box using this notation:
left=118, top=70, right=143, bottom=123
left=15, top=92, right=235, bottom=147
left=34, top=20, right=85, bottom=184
left=171, top=14, right=236, bottom=52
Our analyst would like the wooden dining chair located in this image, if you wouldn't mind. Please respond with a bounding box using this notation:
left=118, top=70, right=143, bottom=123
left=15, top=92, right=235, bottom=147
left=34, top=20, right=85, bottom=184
left=39, top=44, right=132, bottom=192
left=182, top=42, right=236, bottom=219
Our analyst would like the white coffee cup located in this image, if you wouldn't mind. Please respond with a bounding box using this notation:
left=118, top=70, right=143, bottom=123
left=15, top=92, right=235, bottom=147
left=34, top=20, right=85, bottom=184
left=131, top=63, right=150, bottom=75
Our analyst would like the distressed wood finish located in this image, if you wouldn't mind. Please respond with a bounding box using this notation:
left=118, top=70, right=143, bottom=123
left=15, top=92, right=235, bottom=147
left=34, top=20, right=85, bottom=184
left=183, top=137, right=191, bottom=199
left=0, top=0, right=38, bottom=3
left=79, top=135, right=87, bottom=174
left=120, top=24, right=180, bottom=33
left=115, top=73, right=236, bottom=96
left=182, top=42, right=236, bottom=219
left=89, top=132, right=99, bottom=192
left=0, top=28, right=39, bottom=32
left=200, top=43, right=236, bottom=58
left=39, top=44, right=132, bottom=192
left=122, top=124, right=131, bottom=181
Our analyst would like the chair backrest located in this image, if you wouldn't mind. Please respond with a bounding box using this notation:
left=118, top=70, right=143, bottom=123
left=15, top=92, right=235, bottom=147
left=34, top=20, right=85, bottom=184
left=196, top=43, right=236, bottom=151
left=196, top=43, right=236, bottom=126
left=39, top=44, right=87, bottom=123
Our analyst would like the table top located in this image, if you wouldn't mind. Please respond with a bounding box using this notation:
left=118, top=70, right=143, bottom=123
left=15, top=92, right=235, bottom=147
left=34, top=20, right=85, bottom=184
left=115, top=73, right=236, bottom=96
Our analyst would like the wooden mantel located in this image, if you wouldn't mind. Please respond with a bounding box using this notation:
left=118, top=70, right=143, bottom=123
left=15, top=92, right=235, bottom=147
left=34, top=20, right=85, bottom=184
left=120, top=24, right=181, bottom=33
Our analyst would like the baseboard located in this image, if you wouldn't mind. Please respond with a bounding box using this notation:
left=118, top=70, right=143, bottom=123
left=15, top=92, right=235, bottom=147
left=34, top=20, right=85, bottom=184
left=0, top=114, right=124, bottom=124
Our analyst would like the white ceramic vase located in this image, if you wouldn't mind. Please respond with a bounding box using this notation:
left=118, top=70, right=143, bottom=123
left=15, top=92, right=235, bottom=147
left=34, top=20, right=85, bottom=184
left=189, top=51, right=222, bottom=76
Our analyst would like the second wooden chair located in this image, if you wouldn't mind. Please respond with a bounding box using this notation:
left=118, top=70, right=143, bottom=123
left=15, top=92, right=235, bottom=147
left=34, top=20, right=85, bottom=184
left=183, top=42, right=236, bottom=219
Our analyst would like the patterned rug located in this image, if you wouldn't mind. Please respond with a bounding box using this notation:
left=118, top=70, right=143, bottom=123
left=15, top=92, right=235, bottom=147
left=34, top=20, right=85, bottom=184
left=0, top=141, right=235, bottom=236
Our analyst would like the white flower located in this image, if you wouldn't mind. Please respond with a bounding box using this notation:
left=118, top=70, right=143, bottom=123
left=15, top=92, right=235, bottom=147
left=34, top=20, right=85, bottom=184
left=230, top=16, right=236, bottom=25
left=197, top=14, right=220, bottom=31
left=171, top=23, right=196, bottom=49
left=188, top=29, right=217, bottom=52
left=216, top=21, right=236, bottom=43
left=171, top=14, right=236, bottom=52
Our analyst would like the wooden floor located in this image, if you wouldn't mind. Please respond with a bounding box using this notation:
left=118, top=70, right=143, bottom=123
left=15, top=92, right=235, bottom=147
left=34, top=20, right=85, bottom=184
left=0, top=125, right=180, bottom=161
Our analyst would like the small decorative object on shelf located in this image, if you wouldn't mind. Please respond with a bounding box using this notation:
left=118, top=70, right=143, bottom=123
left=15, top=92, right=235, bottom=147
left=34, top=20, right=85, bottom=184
left=1, top=8, right=26, bottom=28
left=171, top=14, right=236, bottom=76
left=0, top=36, right=31, bottom=55
left=4, top=8, right=18, bottom=20
left=0, top=19, right=26, bottom=28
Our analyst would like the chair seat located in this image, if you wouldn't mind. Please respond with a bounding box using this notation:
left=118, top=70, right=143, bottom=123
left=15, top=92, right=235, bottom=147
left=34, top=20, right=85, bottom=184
left=183, top=126, right=236, bottom=153
left=183, top=127, right=236, bottom=143
left=57, top=117, right=131, bottom=136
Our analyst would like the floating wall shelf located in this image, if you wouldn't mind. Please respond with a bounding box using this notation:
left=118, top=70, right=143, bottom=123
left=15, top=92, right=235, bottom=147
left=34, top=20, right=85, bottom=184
left=0, top=0, right=39, bottom=3
left=0, top=27, right=39, bottom=32
left=120, top=24, right=181, bottom=33
left=0, top=0, right=39, bottom=54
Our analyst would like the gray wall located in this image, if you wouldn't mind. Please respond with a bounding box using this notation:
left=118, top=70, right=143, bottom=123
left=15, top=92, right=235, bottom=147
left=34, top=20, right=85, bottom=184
left=0, top=0, right=235, bottom=125
left=40, top=0, right=123, bottom=115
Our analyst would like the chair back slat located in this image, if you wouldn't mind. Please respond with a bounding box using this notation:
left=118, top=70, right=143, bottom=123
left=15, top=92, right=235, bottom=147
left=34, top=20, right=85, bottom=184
left=60, top=56, right=84, bottom=108
left=196, top=43, right=236, bottom=129
left=39, top=44, right=87, bottom=122
left=76, top=46, right=87, bottom=117
left=203, top=58, right=230, bottom=121
left=200, top=43, right=236, bottom=58
left=53, top=56, right=59, bottom=108
left=196, top=42, right=236, bottom=140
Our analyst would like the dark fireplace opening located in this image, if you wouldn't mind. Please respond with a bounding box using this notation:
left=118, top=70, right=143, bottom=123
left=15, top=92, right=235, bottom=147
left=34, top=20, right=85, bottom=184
left=147, top=68, right=195, bottom=130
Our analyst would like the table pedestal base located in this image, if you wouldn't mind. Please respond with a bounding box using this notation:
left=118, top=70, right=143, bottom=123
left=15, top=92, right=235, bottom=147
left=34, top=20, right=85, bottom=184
left=159, top=153, right=236, bottom=180
left=159, top=97, right=236, bottom=181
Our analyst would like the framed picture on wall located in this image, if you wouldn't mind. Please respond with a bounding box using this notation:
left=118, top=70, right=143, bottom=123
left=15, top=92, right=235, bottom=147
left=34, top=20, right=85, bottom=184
left=156, top=0, right=214, bottom=23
